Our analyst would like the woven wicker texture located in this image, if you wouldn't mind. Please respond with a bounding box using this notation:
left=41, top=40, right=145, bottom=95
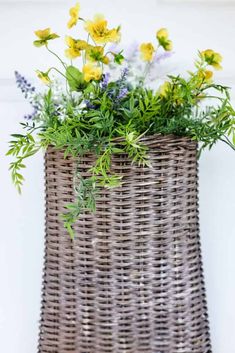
left=38, top=134, right=212, bottom=353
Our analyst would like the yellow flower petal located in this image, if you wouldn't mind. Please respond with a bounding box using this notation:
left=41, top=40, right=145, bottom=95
left=198, top=69, right=214, bottom=83
left=201, top=49, right=214, bottom=57
left=164, top=40, right=173, bottom=51
left=65, top=36, right=87, bottom=59
left=65, top=48, right=81, bottom=59
left=75, top=40, right=89, bottom=50
left=156, top=28, right=172, bottom=51
left=159, top=81, right=171, bottom=97
left=34, top=28, right=59, bottom=47
left=86, top=45, right=103, bottom=61
left=108, top=28, right=121, bottom=43
left=65, top=35, right=75, bottom=47
left=204, top=70, right=213, bottom=80
left=82, top=63, right=102, bottom=82
left=156, top=28, right=169, bottom=40
left=201, top=49, right=223, bottom=70
left=213, top=63, right=223, bottom=70
left=140, top=43, right=155, bottom=62
left=67, top=3, right=80, bottom=29
left=36, top=70, right=51, bottom=85
left=85, top=14, right=120, bottom=44
left=35, top=28, right=51, bottom=39
left=102, top=56, right=110, bottom=65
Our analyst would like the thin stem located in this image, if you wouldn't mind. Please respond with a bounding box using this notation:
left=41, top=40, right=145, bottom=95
left=140, top=62, right=151, bottom=85
left=48, top=69, right=71, bottom=98
left=221, top=136, right=235, bottom=151
left=48, top=67, right=67, bottom=79
left=83, top=34, right=90, bottom=65
left=104, top=50, right=113, bottom=56
left=200, top=95, right=226, bottom=102
left=46, top=45, right=67, bottom=70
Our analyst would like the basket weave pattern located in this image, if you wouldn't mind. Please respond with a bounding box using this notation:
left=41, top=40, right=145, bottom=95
left=38, top=135, right=212, bottom=353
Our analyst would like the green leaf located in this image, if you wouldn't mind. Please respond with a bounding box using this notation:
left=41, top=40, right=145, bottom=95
left=11, top=134, right=24, bottom=138
left=64, top=222, right=75, bottom=240
left=6, top=148, right=14, bottom=156
left=113, top=51, right=124, bottom=65
left=66, top=66, right=87, bottom=91
left=232, top=132, right=235, bottom=146
left=33, top=40, right=45, bottom=48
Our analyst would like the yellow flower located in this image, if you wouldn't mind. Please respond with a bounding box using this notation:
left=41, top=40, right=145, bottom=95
left=67, top=3, right=80, bottom=29
left=140, top=43, right=155, bottom=62
left=65, top=36, right=81, bottom=59
left=85, top=15, right=120, bottom=44
left=156, top=27, right=173, bottom=52
left=85, top=45, right=110, bottom=64
left=164, top=40, right=173, bottom=51
left=198, top=69, right=213, bottom=83
left=36, top=70, right=51, bottom=85
left=65, top=36, right=88, bottom=59
left=102, top=56, right=110, bottom=65
left=159, top=81, right=171, bottom=97
left=83, top=63, right=102, bottom=82
left=201, top=49, right=223, bottom=70
left=86, top=45, right=104, bottom=61
left=156, top=28, right=169, bottom=39
left=107, top=28, right=121, bottom=43
left=34, top=28, right=59, bottom=47
left=76, top=40, right=88, bottom=50
left=204, top=70, right=213, bottom=80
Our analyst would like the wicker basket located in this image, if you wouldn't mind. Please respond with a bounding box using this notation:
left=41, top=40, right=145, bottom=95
left=38, top=134, right=212, bottom=353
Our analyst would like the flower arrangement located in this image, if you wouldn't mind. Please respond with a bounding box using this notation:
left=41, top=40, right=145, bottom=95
left=8, top=3, right=235, bottom=238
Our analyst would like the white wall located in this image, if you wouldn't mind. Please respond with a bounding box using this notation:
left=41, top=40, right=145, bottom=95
left=0, top=0, right=235, bottom=352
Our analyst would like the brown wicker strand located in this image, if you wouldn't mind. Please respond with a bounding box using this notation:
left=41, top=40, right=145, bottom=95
left=38, top=134, right=212, bottom=353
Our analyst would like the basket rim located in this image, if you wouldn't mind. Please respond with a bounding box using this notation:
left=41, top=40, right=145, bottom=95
left=46, top=133, right=197, bottom=153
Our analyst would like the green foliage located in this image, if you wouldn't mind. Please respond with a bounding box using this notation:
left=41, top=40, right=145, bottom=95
left=62, top=174, right=97, bottom=239
left=112, top=51, right=125, bottom=65
left=8, top=56, right=235, bottom=237
left=10, top=3, right=235, bottom=238
left=7, top=130, right=40, bottom=193
left=66, top=66, right=87, bottom=91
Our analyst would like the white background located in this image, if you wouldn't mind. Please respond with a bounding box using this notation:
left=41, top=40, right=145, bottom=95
left=0, top=0, right=235, bottom=352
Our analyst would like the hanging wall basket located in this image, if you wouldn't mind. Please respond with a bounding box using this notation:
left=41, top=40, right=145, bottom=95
left=38, top=134, right=212, bottom=353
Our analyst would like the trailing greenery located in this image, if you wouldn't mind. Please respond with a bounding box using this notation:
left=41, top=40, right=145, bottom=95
left=8, top=3, right=235, bottom=238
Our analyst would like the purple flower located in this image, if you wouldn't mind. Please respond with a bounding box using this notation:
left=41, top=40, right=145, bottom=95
left=84, top=100, right=96, bottom=109
left=15, top=71, right=35, bottom=99
left=117, top=87, right=128, bottom=100
left=120, top=67, right=129, bottom=81
left=24, top=110, right=38, bottom=120
left=15, top=71, right=40, bottom=120
left=101, top=73, right=111, bottom=90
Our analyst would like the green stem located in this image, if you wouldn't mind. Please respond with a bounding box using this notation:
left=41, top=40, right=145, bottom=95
left=140, top=62, right=151, bottom=85
left=221, top=136, right=235, bottom=151
left=48, top=67, right=67, bottom=79
left=200, top=95, right=226, bottom=102
left=46, top=45, right=67, bottom=70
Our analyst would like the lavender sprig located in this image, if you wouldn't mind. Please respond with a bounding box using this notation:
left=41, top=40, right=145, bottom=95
left=119, top=67, right=129, bottom=82
left=117, top=87, right=128, bottom=100
left=100, top=73, right=111, bottom=90
left=15, top=71, right=35, bottom=99
left=24, top=111, right=38, bottom=120
left=84, top=100, right=96, bottom=109
left=15, top=71, right=40, bottom=120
